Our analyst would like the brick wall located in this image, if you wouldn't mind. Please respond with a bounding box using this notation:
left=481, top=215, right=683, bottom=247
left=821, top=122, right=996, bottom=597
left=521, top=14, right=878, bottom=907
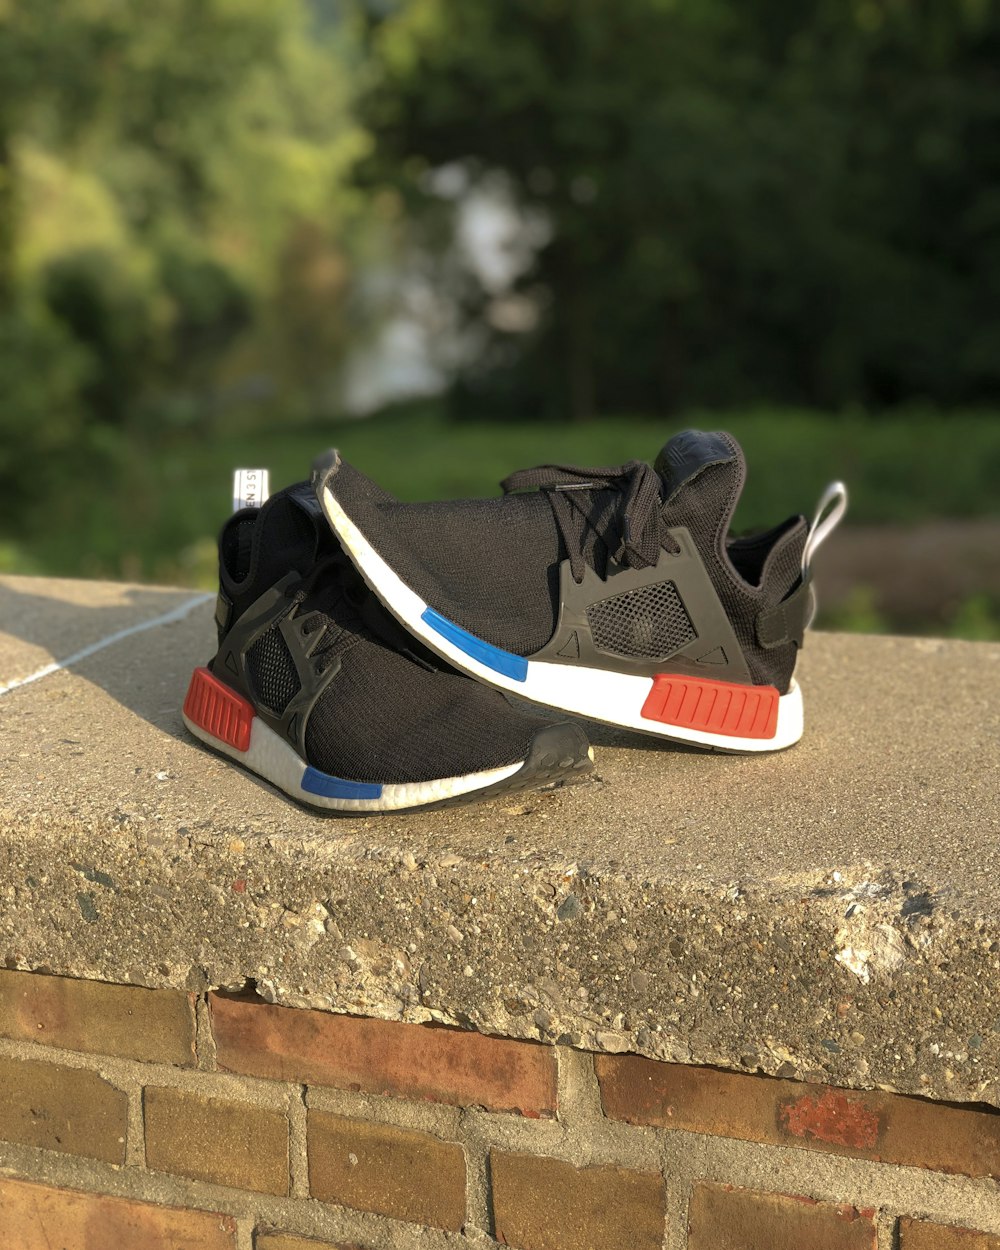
left=1, top=969, right=999, bottom=1249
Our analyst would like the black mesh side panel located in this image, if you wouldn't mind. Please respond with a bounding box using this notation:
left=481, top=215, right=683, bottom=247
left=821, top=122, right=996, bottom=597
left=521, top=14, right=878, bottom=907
left=586, top=581, right=696, bottom=658
left=305, top=638, right=541, bottom=784
left=383, top=494, right=560, bottom=655
left=331, top=462, right=561, bottom=656
left=247, top=625, right=299, bottom=714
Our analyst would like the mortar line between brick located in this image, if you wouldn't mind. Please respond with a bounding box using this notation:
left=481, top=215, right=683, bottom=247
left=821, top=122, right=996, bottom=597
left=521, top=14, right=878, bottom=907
left=234, top=1216, right=256, bottom=1250
left=124, top=1080, right=146, bottom=1170
left=288, top=1084, right=309, bottom=1200
left=659, top=1142, right=692, bottom=1250
left=303, top=1082, right=464, bottom=1144
left=458, top=1110, right=493, bottom=1237
left=195, top=993, right=218, bottom=1071
left=658, top=1127, right=1000, bottom=1239
left=556, top=1047, right=606, bottom=1131
left=877, top=1209, right=899, bottom=1250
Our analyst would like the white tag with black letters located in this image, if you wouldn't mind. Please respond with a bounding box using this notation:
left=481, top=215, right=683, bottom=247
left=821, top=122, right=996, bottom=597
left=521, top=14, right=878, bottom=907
left=232, top=468, right=270, bottom=513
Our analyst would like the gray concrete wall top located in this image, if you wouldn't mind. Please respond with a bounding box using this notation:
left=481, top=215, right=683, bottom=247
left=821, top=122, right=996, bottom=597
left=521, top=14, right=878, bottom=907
left=1, top=574, right=998, bottom=1106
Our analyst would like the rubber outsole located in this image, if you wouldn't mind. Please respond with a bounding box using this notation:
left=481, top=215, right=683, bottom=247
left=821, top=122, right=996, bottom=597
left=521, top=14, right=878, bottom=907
left=316, top=461, right=804, bottom=754
left=182, top=671, right=593, bottom=814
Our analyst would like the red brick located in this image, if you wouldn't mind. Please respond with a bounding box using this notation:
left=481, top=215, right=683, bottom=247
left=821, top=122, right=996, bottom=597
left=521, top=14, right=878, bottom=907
left=211, top=992, right=556, bottom=1116
left=596, top=1054, right=1000, bottom=1178
left=0, top=969, right=195, bottom=1065
left=490, top=1150, right=664, bottom=1250
left=144, top=1086, right=289, bottom=1195
left=0, top=1054, right=126, bottom=1163
left=0, top=1177, right=237, bottom=1250
left=688, top=1184, right=876, bottom=1250
left=307, top=1110, right=465, bottom=1231
left=900, top=1218, right=1000, bottom=1249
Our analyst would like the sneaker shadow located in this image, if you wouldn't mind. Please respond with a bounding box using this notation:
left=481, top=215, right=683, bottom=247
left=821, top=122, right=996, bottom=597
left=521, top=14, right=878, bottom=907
left=0, top=577, right=313, bottom=813
left=0, top=577, right=693, bottom=826
left=0, top=577, right=640, bottom=820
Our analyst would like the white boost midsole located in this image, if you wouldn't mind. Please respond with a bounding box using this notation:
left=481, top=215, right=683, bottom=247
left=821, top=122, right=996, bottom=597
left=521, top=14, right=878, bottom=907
left=319, top=482, right=804, bottom=753
left=182, top=712, right=522, bottom=812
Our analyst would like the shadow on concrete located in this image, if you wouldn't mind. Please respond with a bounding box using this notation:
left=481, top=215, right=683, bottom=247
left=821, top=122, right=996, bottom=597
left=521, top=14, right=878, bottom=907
left=0, top=579, right=213, bottom=743
left=0, top=578, right=697, bottom=766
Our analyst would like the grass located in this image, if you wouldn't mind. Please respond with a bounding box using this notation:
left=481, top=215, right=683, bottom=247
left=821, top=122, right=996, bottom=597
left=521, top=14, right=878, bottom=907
left=4, top=403, right=1000, bottom=635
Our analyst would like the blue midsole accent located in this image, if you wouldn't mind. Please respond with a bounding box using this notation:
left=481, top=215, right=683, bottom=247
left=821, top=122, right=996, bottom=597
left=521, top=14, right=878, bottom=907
left=301, top=767, right=383, bottom=801
left=420, top=607, right=529, bottom=682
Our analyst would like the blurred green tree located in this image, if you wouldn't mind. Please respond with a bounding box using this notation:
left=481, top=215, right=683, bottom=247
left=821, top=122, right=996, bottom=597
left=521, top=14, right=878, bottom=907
left=358, top=0, right=1000, bottom=419
left=0, top=0, right=373, bottom=518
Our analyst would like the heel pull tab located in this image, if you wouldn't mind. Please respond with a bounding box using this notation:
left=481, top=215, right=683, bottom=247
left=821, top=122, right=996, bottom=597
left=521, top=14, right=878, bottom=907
left=232, top=468, right=270, bottom=513
left=802, top=481, right=848, bottom=578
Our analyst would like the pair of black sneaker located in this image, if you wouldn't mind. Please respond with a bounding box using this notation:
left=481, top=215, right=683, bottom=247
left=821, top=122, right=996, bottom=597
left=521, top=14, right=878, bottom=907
left=182, top=430, right=845, bottom=813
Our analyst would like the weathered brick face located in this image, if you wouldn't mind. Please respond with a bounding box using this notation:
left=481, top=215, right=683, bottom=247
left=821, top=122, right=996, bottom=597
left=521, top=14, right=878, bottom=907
left=596, top=1053, right=1000, bottom=1178
left=0, top=1177, right=237, bottom=1250
left=0, top=969, right=196, bottom=1065
left=688, top=1184, right=878, bottom=1250
left=307, top=1110, right=467, bottom=1231
left=490, top=1150, right=665, bottom=1250
left=144, top=1086, right=290, bottom=1195
left=0, top=1055, right=127, bottom=1163
left=3, top=970, right=1000, bottom=1249
left=210, top=991, right=557, bottom=1116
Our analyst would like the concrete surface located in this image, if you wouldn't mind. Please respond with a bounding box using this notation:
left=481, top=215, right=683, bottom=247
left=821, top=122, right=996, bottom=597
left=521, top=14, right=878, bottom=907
left=1, top=574, right=999, bottom=1107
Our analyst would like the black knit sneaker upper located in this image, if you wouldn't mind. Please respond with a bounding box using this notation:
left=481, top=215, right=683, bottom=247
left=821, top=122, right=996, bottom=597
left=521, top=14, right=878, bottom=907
left=209, top=482, right=587, bottom=785
left=316, top=431, right=814, bottom=694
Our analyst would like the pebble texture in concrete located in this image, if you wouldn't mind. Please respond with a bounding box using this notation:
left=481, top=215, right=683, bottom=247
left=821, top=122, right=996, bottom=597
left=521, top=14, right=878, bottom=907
left=1, top=574, right=999, bottom=1107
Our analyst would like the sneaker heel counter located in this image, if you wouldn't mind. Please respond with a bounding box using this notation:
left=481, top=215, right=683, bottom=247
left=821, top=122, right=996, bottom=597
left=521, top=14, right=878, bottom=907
left=753, top=519, right=811, bottom=693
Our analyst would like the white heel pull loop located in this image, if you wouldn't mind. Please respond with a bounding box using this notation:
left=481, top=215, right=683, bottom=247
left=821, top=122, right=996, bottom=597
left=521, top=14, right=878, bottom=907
left=802, top=480, right=848, bottom=577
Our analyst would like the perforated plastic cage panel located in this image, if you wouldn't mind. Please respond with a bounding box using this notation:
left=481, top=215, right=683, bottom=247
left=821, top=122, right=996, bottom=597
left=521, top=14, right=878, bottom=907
left=585, top=580, right=696, bottom=658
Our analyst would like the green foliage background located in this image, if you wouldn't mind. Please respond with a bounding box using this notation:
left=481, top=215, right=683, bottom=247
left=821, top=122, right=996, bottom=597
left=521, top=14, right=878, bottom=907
left=0, top=0, right=997, bottom=635
left=0, top=0, right=375, bottom=515
left=358, top=0, right=1000, bottom=419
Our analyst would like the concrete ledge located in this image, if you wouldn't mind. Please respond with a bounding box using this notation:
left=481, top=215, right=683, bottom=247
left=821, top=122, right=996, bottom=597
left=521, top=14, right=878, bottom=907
left=1, top=574, right=999, bottom=1108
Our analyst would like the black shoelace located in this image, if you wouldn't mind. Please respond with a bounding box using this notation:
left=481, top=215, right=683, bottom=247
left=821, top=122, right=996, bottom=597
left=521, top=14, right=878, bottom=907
left=501, top=459, right=678, bottom=584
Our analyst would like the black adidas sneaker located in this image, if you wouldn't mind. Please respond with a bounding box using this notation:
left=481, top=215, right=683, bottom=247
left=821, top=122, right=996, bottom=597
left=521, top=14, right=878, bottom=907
left=312, top=431, right=846, bottom=753
left=182, top=479, right=593, bottom=812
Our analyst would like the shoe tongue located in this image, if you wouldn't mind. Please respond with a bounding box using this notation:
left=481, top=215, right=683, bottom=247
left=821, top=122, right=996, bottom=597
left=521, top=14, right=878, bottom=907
left=653, top=430, right=744, bottom=500
left=652, top=429, right=748, bottom=544
left=250, top=486, right=324, bottom=590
